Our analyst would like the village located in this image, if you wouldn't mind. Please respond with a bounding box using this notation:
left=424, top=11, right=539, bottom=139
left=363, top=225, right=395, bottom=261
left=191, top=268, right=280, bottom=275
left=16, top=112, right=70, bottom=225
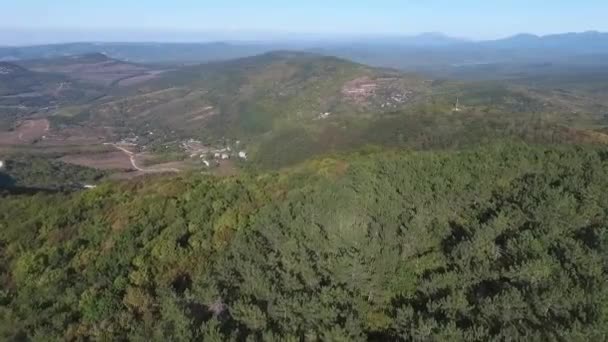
left=114, top=133, right=249, bottom=170
left=180, top=138, right=248, bottom=168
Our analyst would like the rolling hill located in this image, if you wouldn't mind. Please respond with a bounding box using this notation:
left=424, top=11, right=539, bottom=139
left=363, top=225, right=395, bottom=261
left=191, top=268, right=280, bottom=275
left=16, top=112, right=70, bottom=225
left=36, top=51, right=608, bottom=169
left=52, top=52, right=431, bottom=164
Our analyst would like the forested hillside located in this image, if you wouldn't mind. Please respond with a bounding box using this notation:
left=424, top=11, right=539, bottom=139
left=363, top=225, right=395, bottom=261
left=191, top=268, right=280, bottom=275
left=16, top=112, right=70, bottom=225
left=1, top=143, right=607, bottom=340
left=63, top=52, right=430, bottom=141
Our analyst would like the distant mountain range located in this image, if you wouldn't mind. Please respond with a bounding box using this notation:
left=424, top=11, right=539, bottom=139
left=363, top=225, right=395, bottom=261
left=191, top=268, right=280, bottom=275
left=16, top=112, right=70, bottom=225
left=319, top=31, right=608, bottom=70
left=480, top=31, right=608, bottom=51
left=0, top=31, right=607, bottom=69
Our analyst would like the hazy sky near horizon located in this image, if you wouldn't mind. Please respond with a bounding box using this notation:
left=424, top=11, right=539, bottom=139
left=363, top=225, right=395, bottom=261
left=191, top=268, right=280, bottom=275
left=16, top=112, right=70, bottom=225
left=2, top=0, right=607, bottom=43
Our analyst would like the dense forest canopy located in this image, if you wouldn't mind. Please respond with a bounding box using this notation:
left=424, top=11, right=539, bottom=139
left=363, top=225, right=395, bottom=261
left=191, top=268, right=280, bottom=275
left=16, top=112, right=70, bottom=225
left=1, top=143, right=607, bottom=340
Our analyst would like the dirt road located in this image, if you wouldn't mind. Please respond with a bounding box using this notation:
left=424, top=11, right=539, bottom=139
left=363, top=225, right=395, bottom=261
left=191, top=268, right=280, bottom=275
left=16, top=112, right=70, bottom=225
left=105, top=143, right=180, bottom=173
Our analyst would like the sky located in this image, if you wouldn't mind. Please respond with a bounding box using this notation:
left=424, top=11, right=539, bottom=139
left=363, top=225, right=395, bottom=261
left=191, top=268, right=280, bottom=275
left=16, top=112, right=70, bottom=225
left=1, top=0, right=607, bottom=45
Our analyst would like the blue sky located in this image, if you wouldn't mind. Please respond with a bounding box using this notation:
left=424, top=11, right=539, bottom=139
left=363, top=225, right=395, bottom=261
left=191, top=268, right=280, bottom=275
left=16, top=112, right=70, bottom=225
left=2, top=0, right=607, bottom=43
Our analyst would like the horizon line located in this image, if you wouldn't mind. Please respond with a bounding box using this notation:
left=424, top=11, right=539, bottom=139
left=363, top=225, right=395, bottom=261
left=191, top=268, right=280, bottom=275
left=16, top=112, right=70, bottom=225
left=0, top=28, right=605, bottom=46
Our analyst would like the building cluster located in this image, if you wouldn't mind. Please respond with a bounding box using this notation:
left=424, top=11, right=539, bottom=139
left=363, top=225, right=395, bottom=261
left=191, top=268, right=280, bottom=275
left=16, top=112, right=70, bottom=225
left=379, top=90, right=414, bottom=109
left=181, top=138, right=248, bottom=168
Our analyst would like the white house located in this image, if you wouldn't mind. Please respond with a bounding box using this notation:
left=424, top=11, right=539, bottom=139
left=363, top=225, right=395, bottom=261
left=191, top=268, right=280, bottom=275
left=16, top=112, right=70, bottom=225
left=221, top=153, right=229, bottom=160
left=0, top=160, right=4, bottom=169
left=238, top=151, right=248, bottom=159
left=202, top=160, right=210, bottom=167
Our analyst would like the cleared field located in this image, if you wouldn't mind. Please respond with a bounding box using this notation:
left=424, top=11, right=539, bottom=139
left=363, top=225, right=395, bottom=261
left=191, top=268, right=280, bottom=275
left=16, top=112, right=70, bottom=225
left=39, top=126, right=111, bottom=146
left=60, top=151, right=134, bottom=170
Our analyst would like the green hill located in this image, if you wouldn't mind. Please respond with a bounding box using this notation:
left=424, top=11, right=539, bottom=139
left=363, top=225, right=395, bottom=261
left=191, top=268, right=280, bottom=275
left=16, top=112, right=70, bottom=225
left=50, top=52, right=437, bottom=166
left=73, top=51, right=429, bottom=132
left=1, top=143, right=607, bottom=340
left=41, top=51, right=608, bottom=169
